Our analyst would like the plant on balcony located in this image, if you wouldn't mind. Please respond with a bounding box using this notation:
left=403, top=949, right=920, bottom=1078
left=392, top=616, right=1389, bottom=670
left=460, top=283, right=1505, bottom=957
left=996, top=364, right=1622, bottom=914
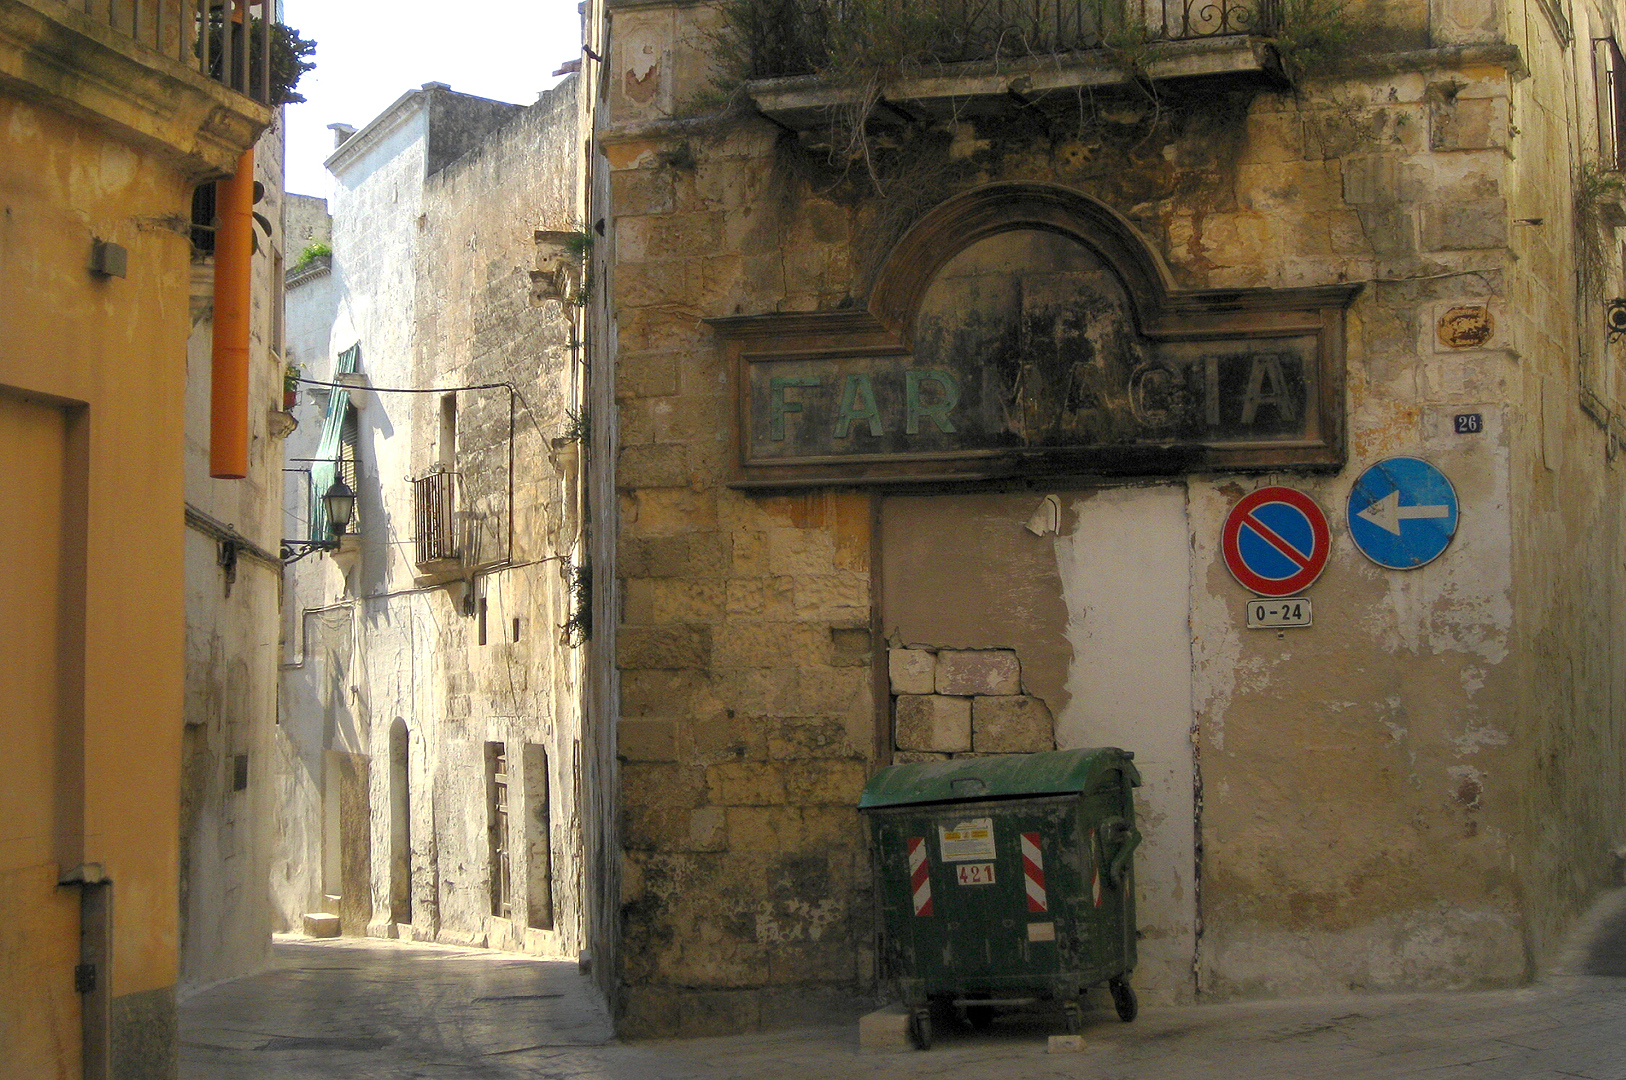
left=1576, top=158, right=1626, bottom=297
left=200, top=16, right=317, bottom=105
left=1268, top=0, right=1358, bottom=84
left=292, top=241, right=332, bottom=271
left=283, top=362, right=302, bottom=410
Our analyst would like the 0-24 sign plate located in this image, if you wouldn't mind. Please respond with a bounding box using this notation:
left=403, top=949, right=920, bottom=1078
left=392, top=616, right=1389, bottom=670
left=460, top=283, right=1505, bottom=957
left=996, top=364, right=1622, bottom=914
left=1246, top=597, right=1312, bottom=628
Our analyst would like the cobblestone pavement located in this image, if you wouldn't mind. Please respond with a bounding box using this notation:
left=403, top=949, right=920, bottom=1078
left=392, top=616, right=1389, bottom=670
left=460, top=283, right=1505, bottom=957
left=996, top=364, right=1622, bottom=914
left=181, top=922, right=1626, bottom=1080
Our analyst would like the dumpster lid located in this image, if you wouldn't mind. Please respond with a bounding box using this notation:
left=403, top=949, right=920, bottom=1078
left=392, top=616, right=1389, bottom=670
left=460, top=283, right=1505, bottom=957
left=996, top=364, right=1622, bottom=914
left=858, top=747, right=1140, bottom=809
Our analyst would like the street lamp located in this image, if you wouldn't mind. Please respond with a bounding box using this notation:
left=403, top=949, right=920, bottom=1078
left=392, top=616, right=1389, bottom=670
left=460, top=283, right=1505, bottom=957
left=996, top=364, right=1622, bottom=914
left=282, top=478, right=357, bottom=563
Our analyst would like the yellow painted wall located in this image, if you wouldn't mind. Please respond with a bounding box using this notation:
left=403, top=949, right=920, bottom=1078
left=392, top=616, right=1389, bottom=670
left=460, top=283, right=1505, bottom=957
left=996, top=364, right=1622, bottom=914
left=0, top=394, right=82, bottom=1073
left=0, top=89, right=204, bottom=1073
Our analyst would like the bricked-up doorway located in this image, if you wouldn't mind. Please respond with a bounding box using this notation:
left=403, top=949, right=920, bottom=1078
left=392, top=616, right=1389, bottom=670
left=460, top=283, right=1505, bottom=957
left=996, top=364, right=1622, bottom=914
left=879, top=486, right=1198, bottom=1003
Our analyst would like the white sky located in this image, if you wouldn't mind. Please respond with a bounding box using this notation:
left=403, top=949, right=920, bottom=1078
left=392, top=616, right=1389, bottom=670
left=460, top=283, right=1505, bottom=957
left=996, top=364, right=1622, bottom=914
left=280, top=0, right=582, bottom=199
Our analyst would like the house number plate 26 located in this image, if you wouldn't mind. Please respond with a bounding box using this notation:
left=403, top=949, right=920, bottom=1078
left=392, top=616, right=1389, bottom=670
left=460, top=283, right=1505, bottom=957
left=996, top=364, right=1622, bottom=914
left=1246, top=598, right=1313, bottom=628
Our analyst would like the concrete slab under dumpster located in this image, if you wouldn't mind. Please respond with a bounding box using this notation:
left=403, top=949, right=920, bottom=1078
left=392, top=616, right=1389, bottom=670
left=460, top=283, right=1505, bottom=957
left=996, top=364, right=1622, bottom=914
left=858, top=747, right=1143, bottom=1048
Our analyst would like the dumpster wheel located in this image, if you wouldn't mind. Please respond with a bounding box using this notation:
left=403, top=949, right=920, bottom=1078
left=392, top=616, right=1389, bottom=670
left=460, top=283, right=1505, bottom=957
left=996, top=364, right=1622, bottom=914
left=909, top=1007, right=932, bottom=1050
left=1063, top=1000, right=1084, bottom=1034
left=1109, top=977, right=1138, bottom=1022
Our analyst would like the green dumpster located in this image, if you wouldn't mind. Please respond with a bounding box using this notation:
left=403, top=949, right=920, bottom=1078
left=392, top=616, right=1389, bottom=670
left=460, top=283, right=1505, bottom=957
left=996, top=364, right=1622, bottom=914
left=859, top=747, right=1143, bottom=1047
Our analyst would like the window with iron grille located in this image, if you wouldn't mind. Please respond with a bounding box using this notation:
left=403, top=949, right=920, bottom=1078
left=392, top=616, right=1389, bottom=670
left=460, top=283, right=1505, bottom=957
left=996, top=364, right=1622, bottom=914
left=412, top=468, right=460, bottom=564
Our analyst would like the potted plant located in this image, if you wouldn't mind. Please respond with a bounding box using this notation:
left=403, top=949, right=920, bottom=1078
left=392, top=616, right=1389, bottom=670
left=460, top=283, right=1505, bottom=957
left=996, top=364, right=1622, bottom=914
left=283, top=362, right=302, bottom=411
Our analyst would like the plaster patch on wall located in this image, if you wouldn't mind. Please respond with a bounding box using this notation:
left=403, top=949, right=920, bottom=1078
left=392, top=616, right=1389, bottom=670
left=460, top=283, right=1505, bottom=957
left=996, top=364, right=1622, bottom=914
left=1054, top=485, right=1197, bottom=1003
left=1452, top=724, right=1508, bottom=755
left=1188, top=483, right=1245, bottom=753
left=1447, top=764, right=1487, bottom=809
left=754, top=897, right=840, bottom=944
left=1204, top=904, right=1525, bottom=997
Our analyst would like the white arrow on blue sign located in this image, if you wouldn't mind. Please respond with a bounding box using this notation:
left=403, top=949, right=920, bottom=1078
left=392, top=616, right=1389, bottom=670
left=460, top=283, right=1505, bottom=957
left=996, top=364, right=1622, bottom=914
left=1346, top=457, right=1459, bottom=570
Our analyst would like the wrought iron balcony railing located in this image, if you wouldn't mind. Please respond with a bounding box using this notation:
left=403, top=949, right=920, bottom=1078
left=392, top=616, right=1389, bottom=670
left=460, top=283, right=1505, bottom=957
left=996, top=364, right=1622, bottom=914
left=413, top=468, right=461, bottom=565
left=730, top=0, right=1281, bottom=79
left=65, top=0, right=279, bottom=104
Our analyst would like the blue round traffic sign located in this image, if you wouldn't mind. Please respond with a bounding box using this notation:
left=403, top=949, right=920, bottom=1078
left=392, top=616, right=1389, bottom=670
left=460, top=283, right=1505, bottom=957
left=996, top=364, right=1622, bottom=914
left=1346, top=457, right=1459, bottom=570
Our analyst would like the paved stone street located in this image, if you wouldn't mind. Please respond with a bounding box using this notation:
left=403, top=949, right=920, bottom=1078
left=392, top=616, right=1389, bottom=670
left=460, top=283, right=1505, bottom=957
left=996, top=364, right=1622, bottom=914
left=182, top=905, right=1626, bottom=1080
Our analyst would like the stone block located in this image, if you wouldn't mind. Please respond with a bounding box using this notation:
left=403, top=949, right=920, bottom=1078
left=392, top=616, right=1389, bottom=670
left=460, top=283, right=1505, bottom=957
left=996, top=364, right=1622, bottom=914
left=973, top=695, right=1055, bottom=754
left=303, top=912, right=340, bottom=938
left=1430, top=95, right=1507, bottom=151
left=619, top=719, right=676, bottom=761
left=707, top=761, right=787, bottom=805
left=726, top=805, right=804, bottom=851
left=649, top=579, right=726, bottom=623
left=617, top=625, right=711, bottom=670
left=768, top=718, right=860, bottom=761
left=620, top=668, right=703, bottom=717
left=783, top=759, right=870, bottom=805
left=618, top=443, right=689, bottom=488
left=766, top=527, right=835, bottom=575
left=859, top=1004, right=913, bottom=1053
left=678, top=990, right=762, bottom=1038
left=895, top=695, right=971, bottom=753
left=648, top=210, right=724, bottom=259
left=1049, top=1034, right=1087, bottom=1053
left=614, top=350, right=678, bottom=400
left=1354, top=205, right=1415, bottom=256
left=617, top=260, right=690, bottom=309
left=1419, top=198, right=1507, bottom=252
left=889, top=648, right=936, bottom=695
left=624, top=488, right=717, bottom=535
left=610, top=168, right=674, bottom=216
left=622, top=763, right=703, bottom=808
left=794, top=573, right=867, bottom=616
left=687, top=806, right=727, bottom=851
left=1341, top=154, right=1397, bottom=205
left=894, top=751, right=952, bottom=763
left=715, top=622, right=828, bottom=669
left=936, top=650, right=1021, bottom=696
left=830, top=626, right=871, bottom=667
left=726, top=579, right=764, bottom=615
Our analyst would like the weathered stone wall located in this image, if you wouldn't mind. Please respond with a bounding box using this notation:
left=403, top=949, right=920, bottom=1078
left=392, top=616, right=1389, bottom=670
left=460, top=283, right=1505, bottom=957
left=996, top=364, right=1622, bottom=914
left=411, top=74, right=586, bottom=955
left=599, top=0, right=1626, bottom=1035
left=1502, top=0, right=1626, bottom=966
left=180, top=118, right=289, bottom=992
left=276, top=80, right=590, bottom=961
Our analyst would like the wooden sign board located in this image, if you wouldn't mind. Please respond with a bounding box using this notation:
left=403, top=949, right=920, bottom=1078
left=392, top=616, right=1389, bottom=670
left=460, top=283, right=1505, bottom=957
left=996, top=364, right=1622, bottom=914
left=709, top=189, right=1359, bottom=488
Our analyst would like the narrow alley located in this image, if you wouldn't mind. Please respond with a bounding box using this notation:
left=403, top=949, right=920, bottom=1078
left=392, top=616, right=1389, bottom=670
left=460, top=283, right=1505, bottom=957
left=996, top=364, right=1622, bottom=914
left=180, top=902, right=1626, bottom=1080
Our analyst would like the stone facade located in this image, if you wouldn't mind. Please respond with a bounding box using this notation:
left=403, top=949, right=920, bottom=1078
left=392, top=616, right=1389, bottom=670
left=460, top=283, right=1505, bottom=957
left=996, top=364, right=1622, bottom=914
left=0, top=2, right=271, bottom=1074
left=589, top=0, right=1626, bottom=1038
left=275, top=80, right=593, bottom=960
left=179, top=117, right=290, bottom=995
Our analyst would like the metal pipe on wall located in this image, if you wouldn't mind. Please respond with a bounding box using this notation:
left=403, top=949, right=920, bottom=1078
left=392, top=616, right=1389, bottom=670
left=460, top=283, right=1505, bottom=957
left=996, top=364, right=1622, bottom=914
left=210, top=147, right=253, bottom=479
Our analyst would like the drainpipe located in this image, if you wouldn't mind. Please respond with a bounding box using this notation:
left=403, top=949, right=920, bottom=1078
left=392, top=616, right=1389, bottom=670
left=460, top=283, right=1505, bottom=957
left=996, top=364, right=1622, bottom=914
left=210, top=148, right=254, bottom=479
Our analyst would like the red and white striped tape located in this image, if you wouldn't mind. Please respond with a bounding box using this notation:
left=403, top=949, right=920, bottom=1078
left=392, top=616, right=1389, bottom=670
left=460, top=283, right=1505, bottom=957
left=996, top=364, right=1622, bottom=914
left=907, top=836, right=933, bottom=916
left=1021, top=831, right=1048, bottom=913
left=1090, top=829, right=1103, bottom=908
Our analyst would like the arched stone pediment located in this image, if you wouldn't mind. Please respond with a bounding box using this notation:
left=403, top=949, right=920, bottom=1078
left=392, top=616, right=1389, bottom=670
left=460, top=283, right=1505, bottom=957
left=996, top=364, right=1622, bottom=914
left=868, top=183, right=1176, bottom=341
left=708, top=183, right=1360, bottom=488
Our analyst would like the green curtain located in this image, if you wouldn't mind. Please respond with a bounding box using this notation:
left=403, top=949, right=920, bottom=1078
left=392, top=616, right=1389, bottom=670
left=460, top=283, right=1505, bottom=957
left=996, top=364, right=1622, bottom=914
left=310, top=344, right=359, bottom=540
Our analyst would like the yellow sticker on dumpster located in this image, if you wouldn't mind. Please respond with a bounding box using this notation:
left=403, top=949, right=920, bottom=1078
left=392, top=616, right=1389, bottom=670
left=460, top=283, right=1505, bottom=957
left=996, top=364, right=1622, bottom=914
left=938, top=818, right=996, bottom=861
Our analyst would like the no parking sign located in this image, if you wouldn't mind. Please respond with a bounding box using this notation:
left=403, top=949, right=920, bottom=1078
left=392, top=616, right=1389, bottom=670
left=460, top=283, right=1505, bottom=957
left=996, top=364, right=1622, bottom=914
left=1221, top=487, right=1331, bottom=597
